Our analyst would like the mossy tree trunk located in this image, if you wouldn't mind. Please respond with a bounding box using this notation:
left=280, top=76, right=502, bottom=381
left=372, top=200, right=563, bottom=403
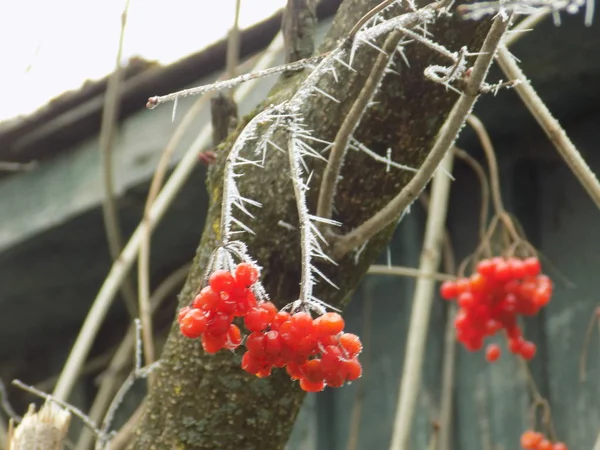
left=129, top=1, right=491, bottom=448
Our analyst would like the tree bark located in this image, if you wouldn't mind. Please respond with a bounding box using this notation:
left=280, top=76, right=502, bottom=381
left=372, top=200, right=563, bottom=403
left=129, top=1, right=491, bottom=448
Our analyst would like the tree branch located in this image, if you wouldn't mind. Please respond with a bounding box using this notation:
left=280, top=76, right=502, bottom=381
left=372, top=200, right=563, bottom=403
left=317, top=30, right=402, bottom=222
left=496, top=45, right=600, bottom=209
left=333, top=14, right=512, bottom=259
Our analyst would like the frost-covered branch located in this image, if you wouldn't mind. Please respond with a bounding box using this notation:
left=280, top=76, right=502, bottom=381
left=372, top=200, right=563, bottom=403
left=286, top=118, right=339, bottom=309
left=146, top=56, right=326, bottom=109
left=317, top=30, right=404, bottom=222
left=457, top=0, right=592, bottom=25
left=332, top=14, right=513, bottom=259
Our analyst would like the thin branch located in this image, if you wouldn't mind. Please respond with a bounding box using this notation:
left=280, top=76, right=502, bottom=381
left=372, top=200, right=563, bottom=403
left=226, top=0, right=242, bottom=86
left=367, top=264, right=455, bottom=281
left=334, top=15, right=513, bottom=259
left=466, top=115, right=505, bottom=215
left=347, top=0, right=398, bottom=40
left=137, top=70, right=211, bottom=385
left=496, top=45, right=600, bottom=209
left=99, top=0, right=138, bottom=320
left=51, top=36, right=286, bottom=403
left=13, top=380, right=100, bottom=437
left=388, top=150, right=455, bottom=450
left=147, top=54, right=327, bottom=108
left=317, top=30, right=402, bottom=222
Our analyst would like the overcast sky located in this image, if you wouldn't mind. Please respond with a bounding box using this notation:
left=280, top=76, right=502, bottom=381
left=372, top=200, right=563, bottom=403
left=0, top=0, right=285, bottom=121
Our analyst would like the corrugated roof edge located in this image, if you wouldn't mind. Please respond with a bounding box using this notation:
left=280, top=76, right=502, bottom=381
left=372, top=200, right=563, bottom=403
left=0, top=0, right=341, bottom=165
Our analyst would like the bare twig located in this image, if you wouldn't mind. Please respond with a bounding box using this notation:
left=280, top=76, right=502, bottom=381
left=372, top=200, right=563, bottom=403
left=496, top=45, right=600, bottom=209
left=317, top=30, right=402, bottom=222
left=13, top=380, right=99, bottom=437
left=334, top=16, right=512, bottom=259
left=147, top=53, right=327, bottom=108
left=579, top=305, right=600, bottom=382
left=368, top=264, right=455, bottom=281
left=105, top=400, right=146, bottom=450
left=466, top=115, right=505, bottom=215
left=388, top=150, right=455, bottom=450
left=99, top=0, right=138, bottom=320
left=347, top=0, right=397, bottom=40
left=226, top=0, right=242, bottom=84
left=51, top=35, right=287, bottom=403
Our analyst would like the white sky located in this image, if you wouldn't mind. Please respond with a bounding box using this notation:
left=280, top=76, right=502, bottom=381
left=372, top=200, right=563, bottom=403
left=0, top=0, right=286, bottom=122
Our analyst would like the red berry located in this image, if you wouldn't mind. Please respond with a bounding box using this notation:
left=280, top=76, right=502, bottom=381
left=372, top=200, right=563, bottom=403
left=485, top=344, right=501, bottom=362
left=246, top=332, right=266, bottom=357
left=520, top=430, right=543, bottom=449
left=179, top=309, right=208, bottom=339
left=314, top=312, right=345, bottom=336
left=538, top=439, right=553, bottom=450
left=234, top=262, right=260, bottom=287
left=225, top=324, right=242, bottom=350
left=301, top=359, right=324, bottom=383
left=286, top=362, right=303, bottom=380
left=272, top=311, right=291, bottom=331
left=494, top=259, right=513, bottom=281
left=320, top=345, right=343, bottom=374
left=476, top=259, right=496, bottom=277
left=290, top=312, right=314, bottom=338
left=299, top=378, right=325, bottom=392
left=192, top=286, right=221, bottom=311
left=209, top=270, right=236, bottom=293
left=263, top=330, right=283, bottom=356
left=201, top=332, right=227, bottom=353
left=552, top=442, right=568, bottom=450
left=340, top=358, right=362, bottom=381
left=206, top=312, right=233, bottom=335
left=440, top=280, right=458, bottom=300
left=339, top=333, right=362, bottom=358
left=177, top=306, right=192, bottom=324
left=519, top=341, right=537, bottom=360
left=523, top=257, right=541, bottom=277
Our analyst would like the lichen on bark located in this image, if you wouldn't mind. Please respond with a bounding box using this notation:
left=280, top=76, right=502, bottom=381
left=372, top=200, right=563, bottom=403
left=128, top=1, right=491, bottom=448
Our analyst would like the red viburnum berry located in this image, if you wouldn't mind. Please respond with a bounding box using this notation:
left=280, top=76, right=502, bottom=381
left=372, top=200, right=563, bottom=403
left=209, top=269, right=236, bottom=293
left=314, top=312, right=345, bottom=336
left=179, top=308, right=208, bottom=339
left=538, top=439, right=553, bottom=450
left=520, top=430, right=543, bottom=449
left=339, top=333, right=362, bottom=358
left=234, top=262, right=260, bottom=287
left=485, top=344, right=501, bottom=363
left=440, top=280, right=458, bottom=300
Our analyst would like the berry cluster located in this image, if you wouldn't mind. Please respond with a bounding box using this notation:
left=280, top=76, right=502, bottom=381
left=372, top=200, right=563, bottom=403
left=439, top=256, right=552, bottom=362
left=520, top=430, right=568, bottom=450
left=242, top=310, right=363, bottom=392
left=178, top=263, right=260, bottom=353
left=177, top=262, right=363, bottom=391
